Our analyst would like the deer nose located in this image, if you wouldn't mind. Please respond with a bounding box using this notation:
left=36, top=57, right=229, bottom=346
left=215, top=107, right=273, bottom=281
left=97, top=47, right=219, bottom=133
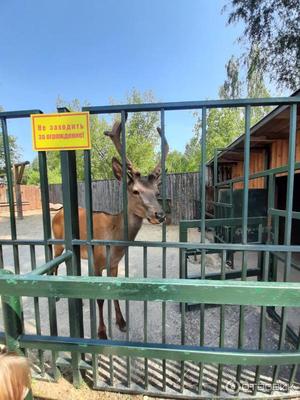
left=155, top=211, right=166, bottom=223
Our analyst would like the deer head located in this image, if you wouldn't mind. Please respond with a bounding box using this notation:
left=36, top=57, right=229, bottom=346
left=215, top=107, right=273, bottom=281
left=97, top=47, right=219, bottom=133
left=104, top=121, right=169, bottom=224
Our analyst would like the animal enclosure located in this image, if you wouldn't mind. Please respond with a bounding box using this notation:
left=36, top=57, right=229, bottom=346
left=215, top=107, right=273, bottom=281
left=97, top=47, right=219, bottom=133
left=0, top=97, right=300, bottom=399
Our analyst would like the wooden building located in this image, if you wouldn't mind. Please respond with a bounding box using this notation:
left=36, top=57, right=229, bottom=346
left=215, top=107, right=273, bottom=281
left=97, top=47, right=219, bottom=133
left=206, top=89, right=300, bottom=243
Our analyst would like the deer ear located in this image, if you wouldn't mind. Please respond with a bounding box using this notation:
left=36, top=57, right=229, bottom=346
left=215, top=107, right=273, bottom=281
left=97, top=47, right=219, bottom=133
left=112, top=157, right=123, bottom=181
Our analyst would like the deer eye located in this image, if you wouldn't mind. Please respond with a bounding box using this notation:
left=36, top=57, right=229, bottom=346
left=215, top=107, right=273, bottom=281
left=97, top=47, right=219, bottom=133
left=133, top=190, right=140, bottom=195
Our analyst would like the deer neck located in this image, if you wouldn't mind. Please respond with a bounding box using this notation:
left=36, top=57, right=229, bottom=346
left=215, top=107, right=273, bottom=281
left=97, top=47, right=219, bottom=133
left=119, top=207, right=143, bottom=241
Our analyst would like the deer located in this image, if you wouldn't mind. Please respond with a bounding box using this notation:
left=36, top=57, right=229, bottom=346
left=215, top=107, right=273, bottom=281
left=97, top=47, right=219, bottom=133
left=52, top=120, right=169, bottom=339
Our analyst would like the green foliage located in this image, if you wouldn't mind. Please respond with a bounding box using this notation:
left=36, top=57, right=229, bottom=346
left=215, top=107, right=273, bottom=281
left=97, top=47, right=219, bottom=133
left=0, top=106, right=21, bottom=178
left=224, top=0, right=300, bottom=90
left=192, top=55, right=272, bottom=164
left=0, top=135, right=21, bottom=173
left=166, top=150, right=188, bottom=174
left=25, top=89, right=160, bottom=184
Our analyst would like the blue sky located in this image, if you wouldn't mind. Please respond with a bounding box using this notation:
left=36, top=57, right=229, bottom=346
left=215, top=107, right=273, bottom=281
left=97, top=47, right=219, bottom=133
left=1, top=0, right=246, bottom=161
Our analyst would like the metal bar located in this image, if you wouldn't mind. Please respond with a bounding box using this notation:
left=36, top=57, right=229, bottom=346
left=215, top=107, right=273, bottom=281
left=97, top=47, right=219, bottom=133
left=180, top=216, right=267, bottom=229
left=0, top=110, right=42, bottom=119
left=83, top=148, right=98, bottom=386
left=0, top=245, right=3, bottom=269
left=237, top=105, right=251, bottom=384
left=201, top=107, right=207, bottom=244
left=267, top=173, right=275, bottom=247
left=120, top=110, right=131, bottom=388
left=266, top=307, right=298, bottom=345
left=1, top=117, right=20, bottom=274
left=215, top=161, right=300, bottom=188
left=180, top=249, right=187, bottom=393
left=82, top=96, right=300, bottom=114
left=289, top=327, right=300, bottom=387
left=187, top=268, right=260, bottom=281
left=60, top=149, right=83, bottom=387
left=160, top=109, right=167, bottom=392
left=26, top=251, right=73, bottom=276
left=0, top=269, right=36, bottom=400
left=105, top=245, right=114, bottom=386
left=19, top=334, right=300, bottom=366
left=4, top=276, right=300, bottom=308
left=198, top=107, right=207, bottom=394
left=37, top=151, right=60, bottom=380
left=217, top=250, right=226, bottom=395
left=3, top=237, right=300, bottom=253
left=253, top=251, right=269, bottom=395
left=213, top=149, right=218, bottom=219
left=272, top=103, right=297, bottom=387
left=1, top=269, right=23, bottom=351
left=269, top=208, right=300, bottom=220
left=143, top=246, right=148, bottom=390
left=30, top=245, right=45, bottom=375
left=241, top=105, right=251, bottom=243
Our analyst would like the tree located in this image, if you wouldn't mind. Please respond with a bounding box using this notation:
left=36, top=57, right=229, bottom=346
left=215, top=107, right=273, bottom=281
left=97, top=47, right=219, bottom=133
left=166, top=150, right=188, bottom=173
left=25, top=89, right=160, bottom=184
left=224, top=0, right=300, bottom=90
left=192, top=55, right=272, bottom=164
left=0, top=107, right=21, bottom=179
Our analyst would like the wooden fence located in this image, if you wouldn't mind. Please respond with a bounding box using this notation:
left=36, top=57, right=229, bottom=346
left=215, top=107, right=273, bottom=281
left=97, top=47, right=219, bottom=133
left=0, top=184, right=42, bottom=214
left=49, top=172, right=200, bottom=224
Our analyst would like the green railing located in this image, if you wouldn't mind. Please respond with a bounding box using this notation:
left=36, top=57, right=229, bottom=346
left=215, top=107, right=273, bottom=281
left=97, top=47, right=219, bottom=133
left=0, top=96, right=300, bottom=398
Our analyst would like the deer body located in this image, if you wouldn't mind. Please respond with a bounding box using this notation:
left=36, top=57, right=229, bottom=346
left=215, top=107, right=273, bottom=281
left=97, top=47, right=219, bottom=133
left=53, top=207, right=143, bottom=275
left=52, top=120, right=168, bottom=339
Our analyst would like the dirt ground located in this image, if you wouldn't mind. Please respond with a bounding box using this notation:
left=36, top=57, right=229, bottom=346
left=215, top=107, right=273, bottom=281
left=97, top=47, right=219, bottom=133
left=32, top=378, right=145, bottom=400
left=1, top=211, right=300, bottom=398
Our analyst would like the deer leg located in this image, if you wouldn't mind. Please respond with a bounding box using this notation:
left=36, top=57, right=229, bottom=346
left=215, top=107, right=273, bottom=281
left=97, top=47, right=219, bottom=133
left=114, top=299, right=127, bottom=332
left=110, top=266, right=126, bottom=332
left=94, top=267, right=107, bottom=339
left=97, top=299, right=107, bottom=340
left=53, top=244, right=64, bottom=275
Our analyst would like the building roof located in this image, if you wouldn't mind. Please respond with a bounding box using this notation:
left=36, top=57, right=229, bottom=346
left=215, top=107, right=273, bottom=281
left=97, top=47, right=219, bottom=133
left=207, top=89, right=300, bottom=165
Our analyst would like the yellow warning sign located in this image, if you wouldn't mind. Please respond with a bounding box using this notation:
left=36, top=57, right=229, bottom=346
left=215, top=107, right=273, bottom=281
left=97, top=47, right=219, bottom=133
left=31, top=112, right=91, bottom=151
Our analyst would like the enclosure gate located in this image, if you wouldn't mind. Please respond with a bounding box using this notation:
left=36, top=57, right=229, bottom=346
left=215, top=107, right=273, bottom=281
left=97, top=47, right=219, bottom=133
left=0, top=98, right=300, bottom=399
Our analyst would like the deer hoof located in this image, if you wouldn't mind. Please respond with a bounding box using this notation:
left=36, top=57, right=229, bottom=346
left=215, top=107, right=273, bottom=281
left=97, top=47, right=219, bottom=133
left=98, top=330, right=108, bottom=340
left=117, top=320, right=127, bottom=332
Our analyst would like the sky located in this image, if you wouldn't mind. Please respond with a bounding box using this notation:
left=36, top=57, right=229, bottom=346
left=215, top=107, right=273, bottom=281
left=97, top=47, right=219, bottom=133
left=0, top=0, right=245, bottom=162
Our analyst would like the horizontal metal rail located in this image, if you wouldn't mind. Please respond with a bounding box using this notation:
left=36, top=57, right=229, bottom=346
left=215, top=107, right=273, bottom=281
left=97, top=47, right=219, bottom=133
left=187, top=268, right=261, bottom=280
left=0, top=110, right=43, bottom=119
left=83, top=96, right=300, bottom=114
left=1, top=237, right=300, bottom=252
left=180, top=216, right=267, bottom=229
left=214, top=162, right=300, bottom=188
left=269, top=208, right=300, bottom=220
left=19, top=334, right=300, bottom=366
left=1, top=275, right=300, bottom=306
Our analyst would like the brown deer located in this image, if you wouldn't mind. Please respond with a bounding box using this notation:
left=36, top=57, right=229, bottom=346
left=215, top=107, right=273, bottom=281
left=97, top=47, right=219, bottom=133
left=52, top=121, right=169, bottom=339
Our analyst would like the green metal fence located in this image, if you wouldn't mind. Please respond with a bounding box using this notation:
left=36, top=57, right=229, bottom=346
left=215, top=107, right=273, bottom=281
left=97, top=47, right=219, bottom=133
left=0, top=97, right=300, bottom=398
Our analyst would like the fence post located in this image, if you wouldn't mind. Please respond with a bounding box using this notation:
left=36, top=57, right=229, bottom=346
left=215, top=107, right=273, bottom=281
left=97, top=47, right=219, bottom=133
left=57, top=107, right=84, bottom=388
left=0, top=269, right=23, bottom=352
left=0, top=269, right=33, bottom=400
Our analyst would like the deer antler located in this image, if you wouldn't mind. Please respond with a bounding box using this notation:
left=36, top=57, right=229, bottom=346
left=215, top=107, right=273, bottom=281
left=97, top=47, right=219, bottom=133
left=149, top=127, right=169, bottom=180
left=104, top=120, right=140, bottom=177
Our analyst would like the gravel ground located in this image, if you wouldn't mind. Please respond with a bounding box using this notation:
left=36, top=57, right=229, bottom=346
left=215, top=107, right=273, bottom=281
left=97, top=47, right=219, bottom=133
left=1, top=212, right=300, bottom=398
